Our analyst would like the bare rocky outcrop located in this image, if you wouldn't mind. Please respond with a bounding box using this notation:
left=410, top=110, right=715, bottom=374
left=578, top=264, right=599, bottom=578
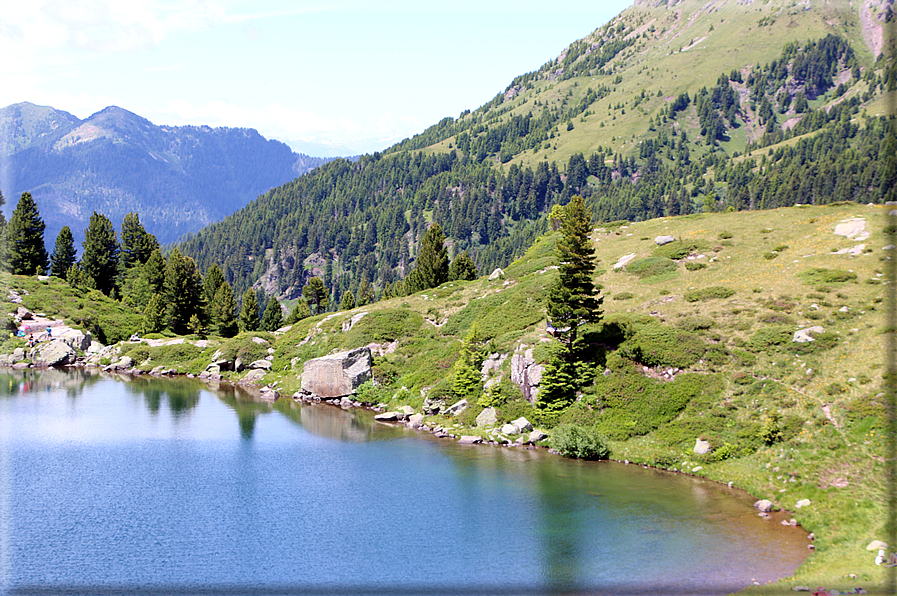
left=29, top=340, right=76, bottom=367
left=300, top=346, right=372, bottom=398
left=511, top=346, right=545, bottom=404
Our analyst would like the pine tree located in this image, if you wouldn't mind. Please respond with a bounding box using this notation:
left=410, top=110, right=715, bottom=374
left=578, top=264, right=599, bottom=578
left=239, top=288, right=260, bottom=332
left=340, top=290, right=356, bottom=311
left=164, top=248, right=204, bottom=334
left=7, top=192, right=48, bottom=275
left=286, top=300, right=310, bottom=324
left=405, top=222, right=448, bottom=293
left=143, top=249, right=166, bottom=296
left=203, top=263, right=226, bottom=315
left=357, top=278, right=375, bottom=306
left=81, top=211, right=120, bottom=295
left=450, top=324, right=488, bottom=398
left=210, top=282, right=238, bottom=338
left=302, top=277, right=329, bottom=315
left=142, top=293, right=165, bottom=334
left=260, top=297, right=284, bottom=332
left=119, top=212, right=159, bottom=269
left=538, top=195, right=603, bottom=416
left=448, top=250, right=478, bottom=281
left=50, top=226, right=77, bottom=278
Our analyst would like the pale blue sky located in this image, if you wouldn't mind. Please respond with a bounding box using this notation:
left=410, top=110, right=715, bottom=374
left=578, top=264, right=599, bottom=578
left=0, top=0, right=633, bottom=155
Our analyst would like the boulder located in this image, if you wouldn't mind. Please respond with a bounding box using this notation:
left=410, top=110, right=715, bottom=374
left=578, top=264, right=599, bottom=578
left=458, top=436, right=482, bottom=444
left=795, top=499, right=812, bottom=509
left=422, top=394, right=445, bottom=415
left=407, top=413, right=425, bottom=429
left=693, top=438, right=711, bottom=455
left=249, top=359, right=272, bottom=370
left=56, top=329, right=92, bottom=352
left=300, top=347, right=372, bottom=398
left=238, top=369, right=267, bottom=385
left=793, top=326, right=825, bottom=343
left=501, top=423, right=519, bottom=435
left=488, top=268, right=504, bottom=281
left=754, top=499, right=775, bottom=513
left=400, top=405, right=415, bottom=417
left=374, top=411, right=400, bottom=422
left=475, top=407, right=498, bottom=427
left=443, top=399, right=468, bottom=417
left=510, top=346, right=545, bottom=404
left=30, top=340, right=76, bottom=367
left=527, top=430, right=548, bottom=443
left=655, top=235, right=676, bottom=246
left=511, top=417, right=533, bottom=433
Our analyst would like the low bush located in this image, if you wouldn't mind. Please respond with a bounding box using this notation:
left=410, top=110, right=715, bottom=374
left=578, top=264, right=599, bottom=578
left=684, top=286, right=735, bottom=302
left=618, top=325, right=707, bottom=369
left=625, top=257, right=678, bottom=279
left=749, top=326, right=793, bottom=351
left=718, top=231, right=733, bottom=240
left=759, top=312, right=794, bottom=325
left=684, top=262, right=707, bottom=271
left=612, top=292, right=635, bottom=301
left=653, top=240, right=711, bottom=260
left=676, top=316, right=714, bottom=331
left=550, top=423, right=610, bottom=460
left=798, top=268, right=858, bottom=286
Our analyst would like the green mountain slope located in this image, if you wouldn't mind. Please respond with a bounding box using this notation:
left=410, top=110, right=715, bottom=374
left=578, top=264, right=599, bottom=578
left=178, top=0, right=894, bottom=308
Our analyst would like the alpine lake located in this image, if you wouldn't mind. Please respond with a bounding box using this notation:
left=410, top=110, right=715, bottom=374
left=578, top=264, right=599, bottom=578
left=0, top=369, right=810, bottom=596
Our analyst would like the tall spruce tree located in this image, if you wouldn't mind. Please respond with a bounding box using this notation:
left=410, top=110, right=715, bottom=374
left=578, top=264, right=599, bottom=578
left=448, top=250, right=478, bottom=281
left=164, top=248, right=204, bottom=334
left=340, top=290, right=356, bottom=311
left=209, top=281, right=238, bottom=338
left=302, top=277, right=329, bottom=315
left=203, top=263, right=226, bottom=314
left=238, top=288, right=260, bottom=332
left=50, top=226, right=77, bottom=278
left=260, top=297, right=284, bottom=332
left=405, top=222, right=448, bottom=293
left=7, top=192, right=48, bottom=275
left=537, top=195, right=603, bottom=418
left=81, top=212, right=120, bottom=295
left=119, top=212, right=159, bottom=269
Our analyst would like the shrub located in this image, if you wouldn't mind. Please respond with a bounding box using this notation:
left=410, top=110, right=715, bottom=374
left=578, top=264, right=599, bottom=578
left=763, top=252, right=779, bottom=260
left=684, top=286, right=735, bottom=302
left=676, top=316, right=714, bottom=331
left=749, top=326, right=792, bottom=351
left=550, top=423, right=610, bottom=460
left=798, top=268, right=858, bottom=286
left=773, top=244, right=789, bottom=252
left=685, top=262, right=707, bottom=271
left=759, top=313, right=794, bottom=325
left=653, top=240, right=711, bottom=260
left=612, top=291, right=635, bottom=301
left=618, top=325, right=707, bottom=369
left=625, top=257, right=678, bottom=278
left=718, top=231, right=733, bottom=240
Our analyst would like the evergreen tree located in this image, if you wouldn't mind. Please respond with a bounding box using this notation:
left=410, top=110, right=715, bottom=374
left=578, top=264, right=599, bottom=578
left=7, top=192, right=48, bottom=275
left=406, top=222, right=448, bottom=293
left=286, top=300, right=311, bottom=324
left=239, top=288, right=260, bottom=332
left=119, top=212, right=159, bottom=269
left=450, top=324, right=488, bottom=399
left=210, top=282, right=238, bottom=338
left=357, top=278, right=375, bottom=306
left=203, top=263, right=226, bottom=313
left=538, top=195, right=603, bottom=416
left=66, top=262, right=83, bottom=287
left=340, top=290, right=356, bottom=311
left=81, top=212, right=120, bottom=295
left=142, top=293, right=165, bottom=334
left=143, top=249, right=166, bottom=296
left=302, top=277, right=329, bottom=315
left=448, top=250, right=478, bottom=281
left=260, top=297, right=284, bottom=332
left=164, top=248, right=204, bottom=334
left=49, top=226, right=77, bottom=278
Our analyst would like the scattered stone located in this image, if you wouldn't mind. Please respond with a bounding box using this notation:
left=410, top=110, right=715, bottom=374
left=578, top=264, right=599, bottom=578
left=249, top=359, right=272, bottom=370
left=374, top=411, right=400, bottom=422
left=400, top=405, right=415, bottom=417
left=691, top=466, right=702, bottom=472
left=613, top=253, right=637, bottom=270
left=407, top=413, right=425, bottom=429
left=250, top=337, right=270, bottom=345
left=511, top=417, right=533, bottom=433
left=527, top=430, right=548, bottom=443
left=422, top=394, right=445, bottom=415
left=693, top=438, right=711, bottom=455
left=488, top=268, right=504, bottom=281
left=501, top=423, right=518, bottom=435
left=793, top=326, right=825, bottom=343
left=238, top=369, right=267, bottom=385
left=754, top=499, right=775, bottom=513
left=443, top=399, right=468, bottom=417
left=458, top=435, right=482, bottom=444
left=475, top=407, right=498, bottom=427
left=795, top=498, right=812, bottom=509
left=655, top=235, right=676, bottom=245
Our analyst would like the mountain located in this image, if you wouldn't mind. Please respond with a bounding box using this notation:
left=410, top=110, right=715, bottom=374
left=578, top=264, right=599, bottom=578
left=0, top=102, right=334, bottom=245
left=177, top=0, right=894, bottom=306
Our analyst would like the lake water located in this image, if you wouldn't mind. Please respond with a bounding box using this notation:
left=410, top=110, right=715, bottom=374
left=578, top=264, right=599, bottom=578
left=0, top=370, right=809, bottom=595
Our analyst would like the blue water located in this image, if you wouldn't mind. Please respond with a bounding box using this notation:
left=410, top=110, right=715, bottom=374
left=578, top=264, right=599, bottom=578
left=0, top=370, right=808, bottom=595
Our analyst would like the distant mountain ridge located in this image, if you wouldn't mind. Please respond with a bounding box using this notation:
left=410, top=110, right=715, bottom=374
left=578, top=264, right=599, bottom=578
left=0, top=102, right=334, bottom=245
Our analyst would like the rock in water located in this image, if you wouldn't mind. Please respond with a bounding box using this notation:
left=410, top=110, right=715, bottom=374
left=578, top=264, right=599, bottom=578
left=30, top=340, right=76, bottom=367
left=301, top=347, right=372, bottom=398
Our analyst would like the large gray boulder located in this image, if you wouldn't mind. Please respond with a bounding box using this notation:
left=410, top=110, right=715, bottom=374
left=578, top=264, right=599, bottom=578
left=475, top=407, right=498, bottom=428
left=301, top=347, right=372, bottom=398
left=30, top=340, right=76, bottom=367
left=511, top=346, right=545, bottom=404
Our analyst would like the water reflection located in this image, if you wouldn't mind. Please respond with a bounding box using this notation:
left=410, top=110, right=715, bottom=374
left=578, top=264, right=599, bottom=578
left=213, top=385, right=276, bottom=440
left=0, top=367, right=103, bottom=398
left=121, top=375, right=202, bottom=417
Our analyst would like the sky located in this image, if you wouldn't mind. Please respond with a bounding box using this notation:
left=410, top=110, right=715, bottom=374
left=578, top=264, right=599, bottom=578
left=0, top=0, right=633, bottom=156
